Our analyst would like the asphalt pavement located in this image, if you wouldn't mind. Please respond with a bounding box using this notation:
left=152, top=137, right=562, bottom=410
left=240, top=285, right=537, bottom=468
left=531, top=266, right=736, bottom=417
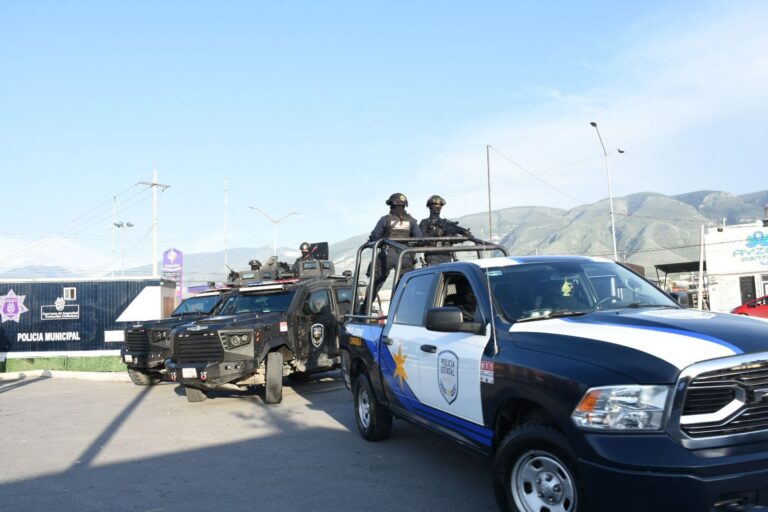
left=0, top=372, right=497, bottom=512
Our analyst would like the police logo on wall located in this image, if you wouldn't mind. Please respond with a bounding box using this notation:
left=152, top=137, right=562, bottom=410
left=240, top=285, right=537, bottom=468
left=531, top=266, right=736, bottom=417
left=311, top=323, right=324, bottom=348
left=438, top=350, right=459, bottom=404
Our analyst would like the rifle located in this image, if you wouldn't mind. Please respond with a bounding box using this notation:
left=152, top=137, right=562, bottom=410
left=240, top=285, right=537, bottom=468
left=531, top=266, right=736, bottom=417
left=430, top=218, right=471, bottom=237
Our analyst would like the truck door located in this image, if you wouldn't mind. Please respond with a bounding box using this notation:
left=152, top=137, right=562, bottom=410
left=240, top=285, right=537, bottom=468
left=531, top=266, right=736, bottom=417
left=383, top=272, right=436, bottom=406
left=299, top=288, right=335, bottom=369
left=415, top=272, right=488, bottom=425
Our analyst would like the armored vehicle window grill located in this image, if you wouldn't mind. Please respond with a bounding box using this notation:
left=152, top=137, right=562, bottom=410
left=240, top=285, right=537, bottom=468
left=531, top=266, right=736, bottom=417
left=176, top=332, right=224, bottom=363
left=125, top=329, right=150, bottom=353
left=681, top=361, right=768, bottom=438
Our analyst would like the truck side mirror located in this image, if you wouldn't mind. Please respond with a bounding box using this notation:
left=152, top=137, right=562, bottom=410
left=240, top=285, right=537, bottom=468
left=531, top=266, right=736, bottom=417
left=425, top=307, right=485, bottom=335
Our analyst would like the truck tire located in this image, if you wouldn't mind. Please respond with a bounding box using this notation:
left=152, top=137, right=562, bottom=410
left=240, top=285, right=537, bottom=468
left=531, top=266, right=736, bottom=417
left=494, top=424, right=584, bottom=512
left=185, top=386, right=207, bottom=403
left=265, top=351, right=284, bottom=404
left=128, top=368, right=158, bottom=386
left=352, top=373, right=392, bottom=441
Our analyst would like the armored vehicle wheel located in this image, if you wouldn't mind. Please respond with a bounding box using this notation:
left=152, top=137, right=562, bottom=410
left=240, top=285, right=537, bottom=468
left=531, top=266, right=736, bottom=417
left=494, top=425, right=584, bottom=512
left=185, top=386, right=208, bottom=403
left=353, top=373, right=392, bottom=441
left=265, top=351, right=284, bottom=404
left=128, top=368, right=158, bottom=386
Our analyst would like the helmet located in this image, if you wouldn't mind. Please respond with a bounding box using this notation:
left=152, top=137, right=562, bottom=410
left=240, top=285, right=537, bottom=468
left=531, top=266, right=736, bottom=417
left=426, top=195, right=446, bottom=207
left=386, top=193, right=409, bottom=207
left=300, top=242, right=310, bottom=253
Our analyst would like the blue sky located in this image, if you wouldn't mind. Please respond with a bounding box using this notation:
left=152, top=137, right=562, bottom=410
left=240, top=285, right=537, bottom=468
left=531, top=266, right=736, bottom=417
left=1, top=1, right=767, bottom=275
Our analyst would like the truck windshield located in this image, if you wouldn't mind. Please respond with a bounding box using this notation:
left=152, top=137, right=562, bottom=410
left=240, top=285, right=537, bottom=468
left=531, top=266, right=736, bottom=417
left=220, top=291, right=296, bottom=315
left=171, top=295, right=222, bottom=316
left=485, top=261, right=678, bottom=323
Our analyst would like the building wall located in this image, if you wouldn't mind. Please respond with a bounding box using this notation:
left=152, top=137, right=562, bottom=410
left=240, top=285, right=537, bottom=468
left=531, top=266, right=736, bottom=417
left=705, top=223, right=768, bottom=311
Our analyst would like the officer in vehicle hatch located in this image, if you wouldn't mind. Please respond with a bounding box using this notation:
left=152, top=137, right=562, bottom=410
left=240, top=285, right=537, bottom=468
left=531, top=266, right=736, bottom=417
left=292, top=242, right=314, bottom=275
left=367, top=193, right=423, bottom=301
left=419, top=194, right=452, bottom=266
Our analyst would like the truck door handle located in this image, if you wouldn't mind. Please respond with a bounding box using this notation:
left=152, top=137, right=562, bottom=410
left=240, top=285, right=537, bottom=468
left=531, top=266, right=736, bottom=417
left=382, top=336, right=393, bottom=346
left=420, top=344, right=437, bottom=353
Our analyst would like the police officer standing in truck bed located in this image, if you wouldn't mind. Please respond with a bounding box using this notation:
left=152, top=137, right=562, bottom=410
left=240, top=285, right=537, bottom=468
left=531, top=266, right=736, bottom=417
left=368, top=193, right=423, bottom=299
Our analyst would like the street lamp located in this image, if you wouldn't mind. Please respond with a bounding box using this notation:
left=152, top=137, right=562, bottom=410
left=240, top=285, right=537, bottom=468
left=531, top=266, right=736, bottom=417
left=113, top=221, right=134, bottom=277
left=249, top=207, right=300, bottom=256
left=590, top=122, right=622, bottom=261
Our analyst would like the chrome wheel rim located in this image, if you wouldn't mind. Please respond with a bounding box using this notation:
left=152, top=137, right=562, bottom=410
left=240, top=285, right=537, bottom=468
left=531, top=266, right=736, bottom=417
left=357, top=385, right=371, bottom=430
left=511, top=450, right=576, bottom=512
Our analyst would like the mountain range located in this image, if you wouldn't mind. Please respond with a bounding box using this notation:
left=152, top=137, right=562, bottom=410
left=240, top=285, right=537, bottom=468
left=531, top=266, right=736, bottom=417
left=3, top=190, right=767, bottom=283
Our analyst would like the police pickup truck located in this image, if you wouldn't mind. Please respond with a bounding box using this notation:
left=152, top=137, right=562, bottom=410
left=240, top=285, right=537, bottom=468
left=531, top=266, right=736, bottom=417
left=166, top=261, right=353, bottom=403
left=121, top=286, right=235, bottom=385
left=341, top=243, right=768, bottom=512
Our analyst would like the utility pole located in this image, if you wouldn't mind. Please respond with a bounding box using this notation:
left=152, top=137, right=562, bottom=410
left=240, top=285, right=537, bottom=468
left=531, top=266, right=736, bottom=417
left=486, top=144, right=493, bottom=241
left=138, top=170, right=171, bottom=277
left=224, top=179, right=229, bottom=275
left=111, top=196, right=117, bottom=278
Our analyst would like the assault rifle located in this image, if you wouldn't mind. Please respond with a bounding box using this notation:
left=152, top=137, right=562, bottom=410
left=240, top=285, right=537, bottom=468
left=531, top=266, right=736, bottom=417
left=429, top=218, right=471, bottom=237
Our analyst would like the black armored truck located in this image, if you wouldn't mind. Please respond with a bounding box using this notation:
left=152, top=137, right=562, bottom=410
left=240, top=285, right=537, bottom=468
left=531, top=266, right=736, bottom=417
left=165, top=260, right=353, bottom=403
left=341, top=238, right=768, bottom=512
left=121, top=286, right=235, bottom=385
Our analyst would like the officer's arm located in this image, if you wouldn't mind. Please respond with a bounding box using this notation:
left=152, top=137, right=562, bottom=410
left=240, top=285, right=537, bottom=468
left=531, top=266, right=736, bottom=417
left=411, top=219, right=424, bottom=238
left=368, top=216, right=387, bottom=242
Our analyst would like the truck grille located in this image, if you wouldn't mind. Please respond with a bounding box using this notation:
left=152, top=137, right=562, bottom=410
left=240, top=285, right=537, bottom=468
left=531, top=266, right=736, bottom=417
left=681, top=361, right=768, bottom=438
left=176, top=332, right=223, bottom=363
left=125, top=329, right=150, bottom=353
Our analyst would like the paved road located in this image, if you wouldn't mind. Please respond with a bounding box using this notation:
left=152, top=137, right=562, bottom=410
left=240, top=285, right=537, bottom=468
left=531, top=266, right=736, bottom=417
left=0, top=373, right=497, bottom=512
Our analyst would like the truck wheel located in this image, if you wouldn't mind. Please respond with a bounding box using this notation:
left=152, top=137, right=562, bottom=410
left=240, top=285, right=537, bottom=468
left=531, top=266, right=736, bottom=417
left=265, top=351, right=284, bottom=404
left=128, top=369, right=157, bottom=386
left=353, top=373, right=392, bottom=441
left=185, top=386, right=207, bottom=403
left=494, top=425, right=583, bottom=512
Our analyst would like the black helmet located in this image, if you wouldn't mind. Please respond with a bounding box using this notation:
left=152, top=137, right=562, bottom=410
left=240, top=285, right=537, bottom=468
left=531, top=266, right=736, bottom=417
left=426, top=195, right=446, bottom=207
left=386, top=193, right=409, bottom=207
left=300, top=242, right=310, bottom=253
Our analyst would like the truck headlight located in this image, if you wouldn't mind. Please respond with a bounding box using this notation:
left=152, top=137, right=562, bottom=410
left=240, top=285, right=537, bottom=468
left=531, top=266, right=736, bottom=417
left=219, top=331, right=253, bottom=349
left=571, top=385, right=670, bottom=431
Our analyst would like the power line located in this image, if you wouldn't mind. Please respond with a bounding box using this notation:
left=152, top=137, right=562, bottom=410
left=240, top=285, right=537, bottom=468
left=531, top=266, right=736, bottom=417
left=489, top=146, right=587, bottom=205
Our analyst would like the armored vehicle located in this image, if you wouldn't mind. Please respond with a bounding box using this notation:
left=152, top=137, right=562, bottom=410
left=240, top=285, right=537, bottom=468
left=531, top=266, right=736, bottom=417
left=166, top=263, right=353, bottom=403
left=121, top=286, right=235, bottom=385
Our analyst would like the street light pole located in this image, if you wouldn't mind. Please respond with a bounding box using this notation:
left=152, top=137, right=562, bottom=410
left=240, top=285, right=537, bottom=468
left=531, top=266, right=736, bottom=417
left=249, top=207, right=300, bottom=256
left=590, top=122, right=619, bottom=261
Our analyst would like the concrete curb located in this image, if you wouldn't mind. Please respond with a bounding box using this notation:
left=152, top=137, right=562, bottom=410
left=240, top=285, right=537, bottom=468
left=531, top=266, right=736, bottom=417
left=0, top=369, right=131, bottom=382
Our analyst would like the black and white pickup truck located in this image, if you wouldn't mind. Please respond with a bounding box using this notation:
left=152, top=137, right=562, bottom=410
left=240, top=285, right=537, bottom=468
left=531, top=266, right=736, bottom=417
left=341, top=250, right=768, bottom=512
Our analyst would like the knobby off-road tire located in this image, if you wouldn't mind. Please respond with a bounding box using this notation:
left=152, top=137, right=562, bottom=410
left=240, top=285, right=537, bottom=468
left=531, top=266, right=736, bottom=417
left=494, top=424, right=585, bottom=512
left=184, top=385, right=207, bottom=403
left=128, top=368, right=158, bottom=386
left=265, top=351, right=284, bottom=404
left=353, top=373, right=392, bottom=441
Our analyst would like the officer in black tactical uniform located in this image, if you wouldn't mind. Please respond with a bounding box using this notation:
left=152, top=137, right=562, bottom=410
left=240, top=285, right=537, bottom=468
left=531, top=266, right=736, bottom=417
left=292, top=242, right=314, bottom=275
left=419, top=195, right=452, bottom=266
left=419, top=195, right=470, bottom=266
left=367, top=193, right=423, bottom=301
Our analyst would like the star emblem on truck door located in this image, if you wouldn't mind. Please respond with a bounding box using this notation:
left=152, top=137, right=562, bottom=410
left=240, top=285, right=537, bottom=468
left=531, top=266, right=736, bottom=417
left=393, top=345, right=408, bottom=389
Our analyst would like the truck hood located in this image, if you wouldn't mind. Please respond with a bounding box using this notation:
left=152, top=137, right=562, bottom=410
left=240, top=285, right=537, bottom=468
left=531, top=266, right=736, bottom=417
left=131, top=314, right=208, bottom=330
left=509, top=308, right=768, bottom=383
left=177, top=311, right=285, bottom=332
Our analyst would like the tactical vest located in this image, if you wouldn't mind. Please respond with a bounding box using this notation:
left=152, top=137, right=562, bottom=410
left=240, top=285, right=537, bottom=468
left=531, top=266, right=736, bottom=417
left=386, top=214, right=412, bottom=238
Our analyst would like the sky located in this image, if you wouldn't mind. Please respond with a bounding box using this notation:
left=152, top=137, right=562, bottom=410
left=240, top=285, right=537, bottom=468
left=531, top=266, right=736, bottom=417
left=1, top=0, right=767, bottom=276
